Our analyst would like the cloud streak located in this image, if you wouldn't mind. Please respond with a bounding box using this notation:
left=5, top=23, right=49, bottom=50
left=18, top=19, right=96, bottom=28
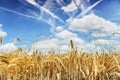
left=40, top=6, right=64, bottom=23
left=65, top=0, right=102, bottom=27
left=0, top=7, right=37, bottom=20
left=76, top=0, right=103, bottom=18
left=0, top=6, right=57, bottom=33
left=26, top=0, right=64, bottom=23
left=20, top=0, right=65, bottom=33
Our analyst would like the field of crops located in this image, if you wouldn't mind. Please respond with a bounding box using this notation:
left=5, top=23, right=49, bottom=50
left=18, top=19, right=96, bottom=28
left=0, top=47, right=120, bottom=80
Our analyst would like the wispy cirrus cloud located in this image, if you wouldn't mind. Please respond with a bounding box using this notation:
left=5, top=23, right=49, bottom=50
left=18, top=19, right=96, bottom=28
left=64, top=0, right=103, bottom=27
left=19, top=0, right=65, bottom=34
left=0, top=0, right=64, bottom=34
left=0, top=6, right=57, bottom=34
left=0, top=7, right=37, bottom=20
left=76, top=0, right=103, bottom=18
left=26, top=0, right=64, bottom=23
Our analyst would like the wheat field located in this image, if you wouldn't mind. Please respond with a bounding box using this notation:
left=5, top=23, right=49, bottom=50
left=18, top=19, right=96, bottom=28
left=0, top=46, right=120, bottom=80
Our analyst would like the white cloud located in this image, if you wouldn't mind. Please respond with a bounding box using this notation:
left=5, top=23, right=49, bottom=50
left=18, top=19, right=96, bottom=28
left=62, top=1, right=77, bottom=12
left=0, top=43, right=17, bottom=52
left=91, top=32, right=109, bottom=37
left=55, top=30, right=85, bottom=47
left=32, top=38, right=60, bottom=50
left=0, top=24, right=7, bottom=38
left=112, top=33, right=120, bottom=40
left=60, top=45, right=69, bottom=51
left=0, top=24, right=17, bottom=52
left=55, top=30, right=77, bottom=39
left=69, top=14, right=120, bottom=37
left=26, top=0, right=38, bottom=6
left=0, top=24, right=3, bottom=27
left=32, top=30, right=85, bottom=52
left=83, top=39, right=120, bottom=53
left=75, top=0, right=90, bottom=11
left=91, top=39, right=119, bottom=52
left=0, top=30, right=7, bottom=38
left=32, top=28, right=120, bottom=53
left=64, top=0, right=102, bottom=24
left=56, top=26, right=64, bottom=32
left=90, top=39, right=118, bottom=46
left=61, top=0, right=90, bottom=12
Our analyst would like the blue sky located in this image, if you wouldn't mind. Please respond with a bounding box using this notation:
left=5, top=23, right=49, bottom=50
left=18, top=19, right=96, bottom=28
left=0, top=0, right=120, bottom=52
